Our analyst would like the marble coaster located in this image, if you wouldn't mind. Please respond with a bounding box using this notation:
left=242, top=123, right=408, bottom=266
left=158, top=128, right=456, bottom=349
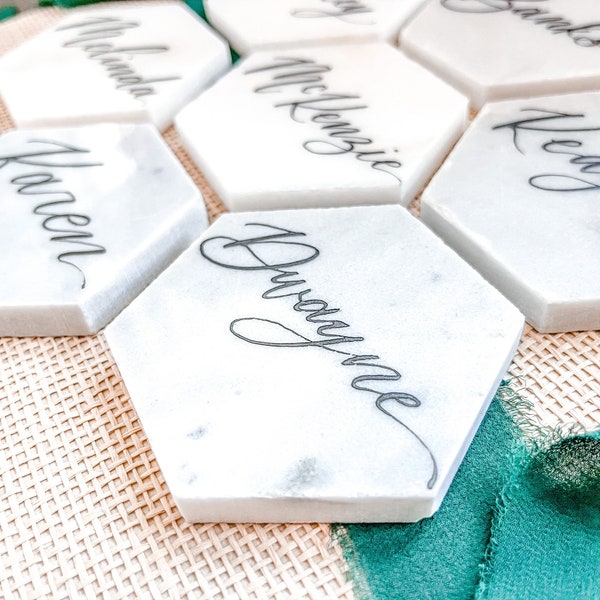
left=422, top=92, right=600, bottom=333
left=400, top=0, right=600, bottom=109
left=0, top=123, right=207, bottom=336
left=175, top=42, right=468, bottom=212
left=104, top=205, right=524, bottom=523
left=0, top=2, right=230, bottom=130
left=205, top=0, right=427, bottom=55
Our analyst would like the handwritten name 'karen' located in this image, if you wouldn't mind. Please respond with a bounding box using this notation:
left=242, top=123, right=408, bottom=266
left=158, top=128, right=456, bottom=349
left=1, top=139, right=106, bottom=288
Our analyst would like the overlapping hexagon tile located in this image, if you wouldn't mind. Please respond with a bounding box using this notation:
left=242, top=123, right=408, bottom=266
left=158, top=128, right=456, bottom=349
left=0, top=123, right=208, bottom=336
left=175, top=41, right=469, bottom=211
left=422, top=91, right=600, bottom=333
left=104, top=205, right=524, bottom=523
left=205, top=0, right=427, bottom=55
left=400, top=0, right=600, bottom=109
left=0, top=2, right=230, bottom=130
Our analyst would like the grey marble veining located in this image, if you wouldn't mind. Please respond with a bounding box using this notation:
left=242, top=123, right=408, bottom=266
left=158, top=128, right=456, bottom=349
left=104, top=205, right=524, bottom=523
left=0, top=123, right=208, bottom=335
left=422, top=91, right=600, bottom=333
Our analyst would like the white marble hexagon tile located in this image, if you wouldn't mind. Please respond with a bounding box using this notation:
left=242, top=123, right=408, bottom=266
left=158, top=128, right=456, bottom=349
left=176, top=41, right=469, bottom=211
left=0, top=122, right=208, bottom=336
left=0, top=1, right=231, bottom=130
left=400, top=0, right=600, bottom=109
left=205, top=0, right=427, bottom=55
left=422, top=91, right=600, bottom=333
left=105, top=205, right=523, bottom=523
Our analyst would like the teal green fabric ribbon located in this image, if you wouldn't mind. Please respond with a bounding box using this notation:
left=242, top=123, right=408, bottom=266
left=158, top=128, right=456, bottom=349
left=38, top=0, right=204, bottom=12
left=39, top=0, right=108, bottom=6
left=477, top=432, right=600, bottom=599
left=0, top=6, right=18, bottom=21
left=338, top=382, right=600, bottom=599
left=184, top=0, right=205, bottom=19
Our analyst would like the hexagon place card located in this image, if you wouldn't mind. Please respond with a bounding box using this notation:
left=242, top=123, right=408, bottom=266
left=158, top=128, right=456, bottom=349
left=175, top=42, right=469, bottom=212
left=422, top=92, right=600, bottom=333
left=0, top=2, right=231, bottom=130
left=0, top=123, right=208, bottom=336
left=400, top=0, right=600, bottom=109
left=104, top=205, right=524, bottom=523
left=205, top=0, right=427, bottom=55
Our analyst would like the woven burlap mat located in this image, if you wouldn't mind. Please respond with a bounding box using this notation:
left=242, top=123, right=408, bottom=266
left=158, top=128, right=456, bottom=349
left=1, top=5, right=599, bottom=599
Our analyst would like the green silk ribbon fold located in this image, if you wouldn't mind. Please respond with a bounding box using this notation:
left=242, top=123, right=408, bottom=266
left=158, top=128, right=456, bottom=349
left=338, top=382, right=600, bottom=599
left=477, top=431, right=600, bottom=599
left=0, top=6, right=18, bottom=21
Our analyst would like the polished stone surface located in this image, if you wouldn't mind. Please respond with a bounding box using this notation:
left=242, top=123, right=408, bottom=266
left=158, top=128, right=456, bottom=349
left=104, top=205, right=524, bottom=522
left=205, top=0, right=426, bottom=54
left=176, top=42, right=468, bottom=211
left=400, top=0, right=600, bottom=109
left=0, top=123, right=207, bottom=335
left=422, top=91, right=600, bottom=333
left=0, top=2, right=230, bottom=130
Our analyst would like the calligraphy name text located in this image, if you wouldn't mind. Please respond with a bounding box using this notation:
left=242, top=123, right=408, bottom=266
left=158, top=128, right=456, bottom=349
left=200, top=222, right=437, bottom=488
left=57, top=15, right=181, bottom=99
left=1, top=139, right=106, bottom=287
left=245, top=56, right=402, bottom=185
left=494, top=108, right=600, bottom=192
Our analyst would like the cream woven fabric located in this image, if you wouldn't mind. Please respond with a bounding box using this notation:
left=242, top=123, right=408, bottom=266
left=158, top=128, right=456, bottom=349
left=1, top=5, right=599, bottom=599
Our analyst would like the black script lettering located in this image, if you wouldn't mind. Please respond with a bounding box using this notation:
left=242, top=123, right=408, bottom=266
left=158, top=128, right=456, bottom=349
left=275, top=94, right=367, bottom=122
left=230, top=317, right=364, bottom=349
left=565, top=23, right=600, bottom=48
left=0, top=139, right=101, bottom=169
left=531, top=16, right=572, bottom=32
left=57, top=15, right=180, bottom=100
left=441, top=0, right=524, bottom=13
left=511, top=7, right=545, bottom=18
left=441, top=0, right=600, bottom=50
left=2, top=140, right=106, bottom=288
left=291, top=0, right=373, bottom=24
left=245, top=57, right=402, bottom=185
left=200, top=223, right=437, bottom=489
left=493, top=108, right=600, bottom=152
left=375, top=393, right=438, bottom=489
left=58, top=16, right=140, bottom=39
left=248, top=62, right=333, bottom=94
left=493, top=108, right=600, bottom=192
left=200, top=223, right=320, bottom=271
left=529, top=173, right=600, bottom=192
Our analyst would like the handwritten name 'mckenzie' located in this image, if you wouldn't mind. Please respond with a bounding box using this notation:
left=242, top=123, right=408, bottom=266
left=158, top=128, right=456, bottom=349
left=200, top=222, right=438, bottom=490
left=56, top=16, right=181, bottom=100
left=0, top=139, right=106, bottom=289
left=244, top=56, right=403, bottom=185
